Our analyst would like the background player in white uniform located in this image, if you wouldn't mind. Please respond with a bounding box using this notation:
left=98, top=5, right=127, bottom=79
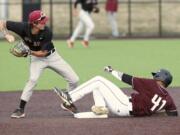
left=105, top=0, right=119, bottom=37
left=67, top=0, right=99, bottom=48
left=0, top=10, right=79, bottom=118
left=54, top=66, right=178, bottom=118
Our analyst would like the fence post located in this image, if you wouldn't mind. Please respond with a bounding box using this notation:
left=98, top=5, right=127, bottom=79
left=69, top=0, right=73, bottom=37
left=128, top=0, right=132, bottom=36
left=158, top=0, right=162, bottom=37
left=0, top=0, right=8, bottom=19
left=49, top=0, right=53, bottom=31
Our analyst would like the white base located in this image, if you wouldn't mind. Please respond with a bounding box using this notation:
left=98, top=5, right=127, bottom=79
left=74, top=112, right=108, bottom=119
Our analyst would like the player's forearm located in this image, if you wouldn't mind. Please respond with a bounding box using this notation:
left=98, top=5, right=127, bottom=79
left=111, top=70, right=123, bottom=81
left=111, top=70, right=133, bottom=86
left=0, top=20, right=9, bottom=36
left=0, top=20, right=15, bottom=43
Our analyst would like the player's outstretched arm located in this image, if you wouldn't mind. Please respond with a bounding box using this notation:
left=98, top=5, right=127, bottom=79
left=104, top=66, right=133, bottom=86
left=104, top=66, right=124, bottom=81
left=0, top=20, right=15, bottom=43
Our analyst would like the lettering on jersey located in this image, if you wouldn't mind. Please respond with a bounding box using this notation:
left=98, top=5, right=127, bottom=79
left=33, top=42, right=41, bottom=46
left=24, top=37, right=32, bottom=43
left=150, top=94, right=167, bottom=111
left=24, top=37, right=41, bottom=46
left=39, top=37, right=43, bottom=40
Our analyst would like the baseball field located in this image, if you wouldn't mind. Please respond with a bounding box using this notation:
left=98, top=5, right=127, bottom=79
left=0, top=39, right=180, bottom=135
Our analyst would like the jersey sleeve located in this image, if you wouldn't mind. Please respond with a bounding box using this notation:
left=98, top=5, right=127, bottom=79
left=165, top=97, right=177, bottom=111
left=132, top=77, right=156, bottom=93
left=6, top=21, right=25, bottom=37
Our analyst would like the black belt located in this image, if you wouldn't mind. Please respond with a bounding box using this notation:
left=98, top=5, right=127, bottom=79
left=129, top=98, right=134, bottom=116
left=129, top=111, right=133, bottom=116
left=129, top=98, right=132, bottom=102
left=46, top=48, right=55, bottom=57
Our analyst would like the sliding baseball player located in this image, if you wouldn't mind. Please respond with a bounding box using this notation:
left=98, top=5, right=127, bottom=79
left=54, top=66, right=178, bottom=118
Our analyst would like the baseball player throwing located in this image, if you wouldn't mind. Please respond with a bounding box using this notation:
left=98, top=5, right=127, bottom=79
left=0, top=10, right=79, bottom=118
left=67, top=0, right=99, bottom=48
left=54, top=66, right=178, bottom=117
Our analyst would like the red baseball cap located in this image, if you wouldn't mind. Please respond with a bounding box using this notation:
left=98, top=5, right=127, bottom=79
left=28, top=10, right=48, bottom=24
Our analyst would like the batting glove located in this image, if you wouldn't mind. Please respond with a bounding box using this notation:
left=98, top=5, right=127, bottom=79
left=104, top=66, right=113, bottom=73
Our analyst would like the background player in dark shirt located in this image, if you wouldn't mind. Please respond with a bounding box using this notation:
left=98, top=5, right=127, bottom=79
left=67, top=0, right=99, bottom=48
left=53, top=66, right=178, bottom=118
left=0, top=10, right=79, bottom=118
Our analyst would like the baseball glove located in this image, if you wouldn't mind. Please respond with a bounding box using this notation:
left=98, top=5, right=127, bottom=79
left=93, top=6, right=100, bottom=13
left=10, top=41, right=30, bottom=57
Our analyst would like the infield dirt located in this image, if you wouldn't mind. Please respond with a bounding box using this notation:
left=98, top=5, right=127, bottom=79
left=0, top=88, right=180, bottom=135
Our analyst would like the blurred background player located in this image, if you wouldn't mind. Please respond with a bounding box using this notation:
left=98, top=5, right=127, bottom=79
left=54, top=67, right=178, bottom=117
left=0, top=10, right=79, bottom=118
left=67, top=0, right=99, bottom=48
left=105, top=0, right=119, bottom=38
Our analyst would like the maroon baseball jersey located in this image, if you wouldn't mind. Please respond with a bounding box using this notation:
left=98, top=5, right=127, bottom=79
left=105, top=0, right=118, bottom=12
left=131, top=77, right=177, bottom=116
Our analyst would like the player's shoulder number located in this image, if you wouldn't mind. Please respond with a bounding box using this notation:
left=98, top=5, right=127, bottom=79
left=151, top=94, right=167, bottom=111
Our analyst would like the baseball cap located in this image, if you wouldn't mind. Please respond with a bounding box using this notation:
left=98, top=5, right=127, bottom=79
left=28, top=10, right=48, bottom=24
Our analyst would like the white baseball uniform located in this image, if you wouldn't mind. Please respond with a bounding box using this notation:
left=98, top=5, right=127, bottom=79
left=6, top=21, right=79, bottom=102
left=69, top=76, right=132, bottom=116
left=21, top=51, right=79, bottom=102
left=70, top=9, right=94, bottom=42
left=70, top=0, right=98, bottom=42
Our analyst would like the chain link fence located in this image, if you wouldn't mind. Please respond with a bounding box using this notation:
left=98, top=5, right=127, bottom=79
left=1, top=0, right=180, bottom=38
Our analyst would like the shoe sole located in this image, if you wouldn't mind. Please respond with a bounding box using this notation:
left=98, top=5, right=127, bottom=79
left=53, top=87, right=71, bottom=105
left=61, top=103, right=75, bottom=114
left=11, top=113, right=25, bottom=119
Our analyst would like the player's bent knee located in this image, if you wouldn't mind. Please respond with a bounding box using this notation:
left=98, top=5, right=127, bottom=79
left=72, top=76, right=79, bottom=85
left=93, top=76, right=107, bottom=81
left=88, top=23, right=94, bottom=31
left=90, top=24, right=95, bottom=30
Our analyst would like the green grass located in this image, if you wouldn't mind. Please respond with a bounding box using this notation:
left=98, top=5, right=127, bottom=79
left=0, top=39, right=180, bottom=91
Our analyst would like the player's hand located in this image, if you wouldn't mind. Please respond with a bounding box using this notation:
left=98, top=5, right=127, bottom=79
left=0, top=20, right=5, bottom=31
left=104, top=66, right=113, bottom=73
left=5, top=34, right=15, bottom=43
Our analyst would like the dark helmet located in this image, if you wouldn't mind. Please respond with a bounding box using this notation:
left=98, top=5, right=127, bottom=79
left=151, top=69, right=173, bottom=87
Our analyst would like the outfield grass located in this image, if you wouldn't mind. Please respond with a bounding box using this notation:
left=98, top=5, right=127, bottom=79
left=0, top=39, right=179, bottom=91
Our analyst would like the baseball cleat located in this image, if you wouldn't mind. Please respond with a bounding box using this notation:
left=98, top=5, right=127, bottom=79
left=61, top=102, right=78, bottom=114
left=11, top=108, right=25, bottom=118
left=81, top=40, right=89, bottom=48
left=67, top=40, right=74, bottom=48
left=91, top=105, right=109, bottom=115
left=53, top=87, right=72, bottom=106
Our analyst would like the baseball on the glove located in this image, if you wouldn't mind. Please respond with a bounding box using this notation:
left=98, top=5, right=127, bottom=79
left=10, top=41, right=30, bottom=57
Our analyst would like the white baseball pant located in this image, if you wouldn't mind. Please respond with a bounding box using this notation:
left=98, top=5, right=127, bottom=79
left=107, top=11, right=119, bottom=37
left=70, top=9, right=94, bottom=42
left=21, top=51, right=79, bottom=102
left=69, top=76, right=132, bottom=116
